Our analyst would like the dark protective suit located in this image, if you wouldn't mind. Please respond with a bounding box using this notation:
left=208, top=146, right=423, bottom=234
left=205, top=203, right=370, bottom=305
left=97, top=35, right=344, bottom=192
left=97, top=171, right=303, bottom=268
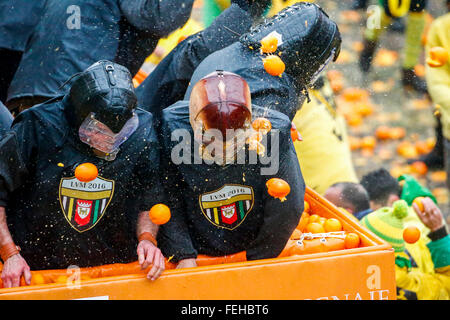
left=0, top=98, right=162, bottom=270
left=0, top=0, right=45, bottom=52
left=184, top=41, right=303, bottom=122
left=0, top=101, right=13, bottom=133
left=0, top=0, right=45, bottom=102
left=135, top=3, right=253, bottom=122
left=7, top=0, right=194, bottom=104
left=157, top=102, right=305, bottom=262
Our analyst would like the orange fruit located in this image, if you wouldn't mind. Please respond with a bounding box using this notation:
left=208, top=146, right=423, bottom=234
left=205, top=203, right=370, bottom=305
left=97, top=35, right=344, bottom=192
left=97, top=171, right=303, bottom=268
left=263, top=55, right=285, bottom=77
left=410, top=161, right=428, bottom=175
left=349, top=136, right=361, bottom=150
left=290, top=229, right=302, bottom=240
left=31, top=273, right=45, bottom=285
left=324, top=218, right=343, bottom=232
left=426, top=46, right=448, bottom=68
left=361, top=136, right=376, bottom=149
left=260, top=35, right=278, bottom=54
left=355, top=103, right=374, bottom=117
left=412, top=197, right=425, bottom=212
left=304, top=201, right=310, bottom=213
left=403, top=226, right=421, bottom=244
left=318, top=217, right=327, bottom=226
left=149, top=203, right=171, bottom=225
left=415, top=140, right=431, bottom=155
left=397, top=141, right=418, bottom=159
left=252, top=117, right=272, bottom=134
left=306, top=222, right=325, bottom=234
left=327, top=70, right=343, bottom=82
left=55, top=275, right=68, bottom=284
left=330, top=78, right=344, bottom=94
left=296, top=212, right=310, bottom=231
left=346, top=113, right=363, bottom=127
left=266, top=178, right=291, bottom=201
left=308, top=214, right=321, bottom=223
left=75, top=162, right=98, bottom=182
left=389, top=127, right=406, bottom=140
left=414, top=64, right=426, bottom=77
left=375, top=126, right=392, bottom=140
left=344, top=233, right=360, bottom=249
left=291, top=125, right=301, bottom=142
left=342, top=87, right=369, bottom=102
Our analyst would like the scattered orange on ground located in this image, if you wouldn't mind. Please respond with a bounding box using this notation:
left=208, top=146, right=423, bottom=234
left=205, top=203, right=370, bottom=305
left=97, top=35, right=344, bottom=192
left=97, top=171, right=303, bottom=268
left=75, top=163, right=98, bottom=182
left=415, top=140, right=432, bottom=155
left=340, top=10, right=361, bottom=23
left=403, top=226, right=421, bottom=244
left=375, top=126, right=392, bottom=140
left=426, top=46, right=448, bottom=68
left=342, top=87, right=369, bottom=102
left=360, top=136, right=376, bottom=149
left=346, top=113, right=363, bottom=127
left=349, top=136, right=362, bottom=150
left=414, top=64, right=426, bottom=77
left=149, top=203, right=171, bottom=225
left=430, top=171, right=447, bottom=183
left=263, top=55, right=285, bottom=76
left=374, top=49, right=398, bottom=67
left=410, top=161, right=428, bottom=175
left=389, top=127, right=406, bottom=140
left=324, top=218, right=343, bottom=232
left=344, top=233, right=360, bottom=249
left=397, top=141, right=419, bottom=159
left=266, top=178, right=291, bottom=202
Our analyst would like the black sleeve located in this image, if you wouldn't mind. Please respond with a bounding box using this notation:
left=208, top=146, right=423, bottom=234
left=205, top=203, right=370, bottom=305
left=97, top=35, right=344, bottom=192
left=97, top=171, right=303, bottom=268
left=0, top=113, right=37, bottom=207
left=155, top=120, right=198, bottom=262
left=135, top=3, right=252, bottom=117
left=246, top=129, right=305, bottom=260
left=119, top=0, right=194, bottom=36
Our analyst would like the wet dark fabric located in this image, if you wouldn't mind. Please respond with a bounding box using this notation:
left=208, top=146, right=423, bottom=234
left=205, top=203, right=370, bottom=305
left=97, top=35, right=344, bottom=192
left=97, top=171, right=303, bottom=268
left=7, top=0, right=193, bottom=103
left=135, top=4, right=253, bottom=124
left=0, top=99, right=162, bottom=270
left=157, top=102, right=305, bottom=262
left=0, top=49, right=22, bottom=103
left=184, top=42, right=304, bottom=122
left=0, top=101, right=13, bottom=133
left=0, top=0, right=45, bottom=52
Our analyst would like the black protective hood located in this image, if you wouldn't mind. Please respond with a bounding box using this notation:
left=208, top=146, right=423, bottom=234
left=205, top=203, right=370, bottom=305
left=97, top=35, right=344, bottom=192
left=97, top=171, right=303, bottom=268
left=239, top=2, right=341, bottom=89
left=65, top=60, right=137, bottom=133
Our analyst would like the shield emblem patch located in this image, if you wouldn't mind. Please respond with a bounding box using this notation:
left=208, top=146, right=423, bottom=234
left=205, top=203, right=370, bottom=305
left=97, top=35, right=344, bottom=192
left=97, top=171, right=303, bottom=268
left=199, top=184, right=254, bottom=230
left=59, top=176, right=115, bottom=233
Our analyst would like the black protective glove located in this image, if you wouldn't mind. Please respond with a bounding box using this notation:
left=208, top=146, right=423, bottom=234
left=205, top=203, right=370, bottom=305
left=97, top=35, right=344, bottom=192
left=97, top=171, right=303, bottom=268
left=231, top=0, right=271, bottom=18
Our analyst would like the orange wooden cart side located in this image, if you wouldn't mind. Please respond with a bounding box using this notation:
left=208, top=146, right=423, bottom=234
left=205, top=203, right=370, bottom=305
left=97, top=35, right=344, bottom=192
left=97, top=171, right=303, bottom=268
left=0, top=187, right=396, bottom=300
